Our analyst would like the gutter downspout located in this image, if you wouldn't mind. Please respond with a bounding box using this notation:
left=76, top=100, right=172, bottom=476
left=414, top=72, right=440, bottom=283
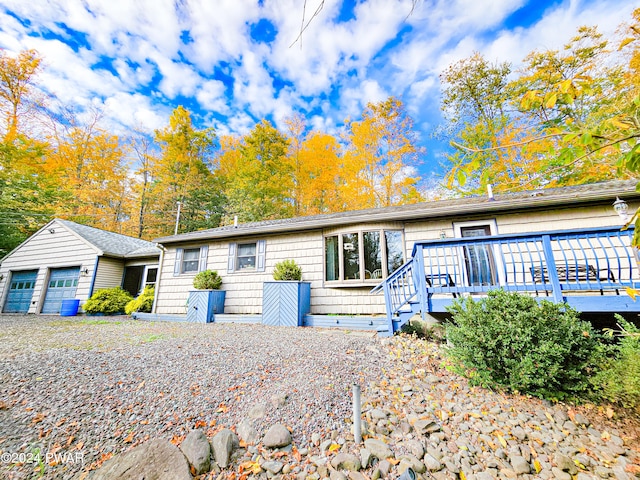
left=152, top=244, right=166, bottom=314
left=87, top=255, right=100, bottom=298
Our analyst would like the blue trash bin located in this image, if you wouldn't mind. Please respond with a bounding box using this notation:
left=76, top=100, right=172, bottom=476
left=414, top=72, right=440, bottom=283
left=60, top=299, right=80, bottom=316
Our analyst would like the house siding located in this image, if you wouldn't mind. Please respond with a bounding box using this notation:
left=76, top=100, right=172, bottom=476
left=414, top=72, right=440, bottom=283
left=155, top=203, right=632, bottom=317
left=0, top=220, right=98, bottom=313
left=93, top=257, right=124, bottom=292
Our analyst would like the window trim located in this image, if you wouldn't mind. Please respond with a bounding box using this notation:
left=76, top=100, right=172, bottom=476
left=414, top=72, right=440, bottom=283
left=173, top=246, right=209, bottom=276
left=227, top=240, right=266, bottom=274
left=323, top=228, right=405, bottom=286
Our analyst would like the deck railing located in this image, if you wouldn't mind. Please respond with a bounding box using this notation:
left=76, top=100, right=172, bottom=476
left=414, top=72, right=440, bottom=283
left=373, top=226, right=638, bottom=333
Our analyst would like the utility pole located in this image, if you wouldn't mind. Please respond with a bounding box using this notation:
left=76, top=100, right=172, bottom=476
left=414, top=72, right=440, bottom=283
left=174, top=201, right=182, bottom=235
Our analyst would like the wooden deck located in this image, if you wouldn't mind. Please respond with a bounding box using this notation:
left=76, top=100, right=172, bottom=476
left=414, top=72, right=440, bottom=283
left=372, top=226, right=639, bottom=335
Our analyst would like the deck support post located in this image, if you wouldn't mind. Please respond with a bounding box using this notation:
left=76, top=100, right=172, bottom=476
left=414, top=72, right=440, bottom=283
left=412, top=245, right=428, bottom=319
left=541, top=235, right=565, bottom=304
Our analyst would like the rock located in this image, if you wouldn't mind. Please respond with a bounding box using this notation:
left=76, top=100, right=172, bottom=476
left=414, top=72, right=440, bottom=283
left=552, top=466, right=573, bottom=479
left=414, top=419, right=440, bottom=434
left=179, top=429, right=211, bottom=475
left=423, top=453, right=443, bottom=472
left=364, top=438, right=393, bottom=460
left=399, top=455, right=426, bottom=474
left=331, top=452, right=362, bottom=471
left=263, top=424, right=292, bottom=448
left=360, top=448, right=373, bottom=469
left=211, top=428, right=236, bottom=468
left=237, top=419, right=260, bottom=445
left=271, top=394, right=287, bottom=408
left=403, top=439, right=425, bottom=458
left=87, top=438, right=192, bottom=480
left=348, top=472, right=366, bottom=480
left=510, top=455, right=530, bottom=474
left=378, top=459, right=392, bottom=476
left=262, top=460, right=284, bottom=474
left=370, top=408, right=388, bottom=420
left=311, top=433, right=322, bottom=445
left=330, top=471, right=347, bottom=480
left=248, top=403, right=267, bottom=419
left=320, top=439, right=334, bottom=452
left=554, top=453, right=578, bottom=475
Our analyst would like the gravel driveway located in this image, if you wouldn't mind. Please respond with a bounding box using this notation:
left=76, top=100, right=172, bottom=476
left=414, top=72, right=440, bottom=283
left=1, top=315, right=639, bottom=480
left=0, top=315, right=392, bottom=479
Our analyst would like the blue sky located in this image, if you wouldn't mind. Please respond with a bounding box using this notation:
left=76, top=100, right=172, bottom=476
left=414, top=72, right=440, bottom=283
left=0, top=0, right=633, bottom=184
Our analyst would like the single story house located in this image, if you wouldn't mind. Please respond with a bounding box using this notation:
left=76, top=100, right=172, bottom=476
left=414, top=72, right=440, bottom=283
left=151, top=180, right=640, bottom=327
left=0, top=219, right=160, bottom=314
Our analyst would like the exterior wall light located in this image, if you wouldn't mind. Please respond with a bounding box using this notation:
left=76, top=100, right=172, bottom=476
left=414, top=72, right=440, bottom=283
left=80, top=267, right=90, bottom=276
left=613, top=197, right=629, bottom=222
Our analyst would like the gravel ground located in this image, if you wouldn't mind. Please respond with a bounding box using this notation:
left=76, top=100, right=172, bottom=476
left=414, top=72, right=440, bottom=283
left=0, top=314, right=639, bottom=480
left=0, top=315, right=392, bottom=479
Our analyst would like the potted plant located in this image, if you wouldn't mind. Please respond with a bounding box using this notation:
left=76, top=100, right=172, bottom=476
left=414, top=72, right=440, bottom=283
left=263, top=259, right=310, bottom=327
left=187, top=270, right=225, bottom=323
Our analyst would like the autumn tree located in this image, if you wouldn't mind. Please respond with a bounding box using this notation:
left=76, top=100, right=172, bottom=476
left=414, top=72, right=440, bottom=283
left=45, top=111, right=131, bottom=232
left=221, top=120, right=292, bottom=222
left=0, top=49, right=42, bottom=141
left=441, top=23, right=631, bottom=194
left=149, top=106, right=221, bottom=236
left=342, top=97, right=422, bottom=209
left=0, top=49, right=56, bottom=255
left=296, top=131, right=344, bottom=214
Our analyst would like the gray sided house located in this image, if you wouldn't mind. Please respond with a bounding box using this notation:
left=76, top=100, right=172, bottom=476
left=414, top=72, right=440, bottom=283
left=0, top=219, right=160, bottom=315
left=152, top=180, right=640, bottom=331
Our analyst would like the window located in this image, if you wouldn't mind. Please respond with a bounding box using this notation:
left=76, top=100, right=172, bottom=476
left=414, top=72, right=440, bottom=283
left=173, top=246, right=209, bottom=276
left=182, top=248, right=200, bottom=273
left=228, top=240, right=266, bottom=273
left=324, top=229, right=404, bottom=283
left=237, top=243, right=257, bottom=270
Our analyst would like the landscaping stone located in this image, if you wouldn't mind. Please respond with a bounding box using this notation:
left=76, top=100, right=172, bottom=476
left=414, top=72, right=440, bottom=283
left=331, top=452, right=362, bottom=471
left=86, top=438, right=192, bottom=480
left=179, top=429, right=211, bottom=475
left=263, top=423, right=292, bottom=448
left=211, top=428, right=236, bottom=468
left=364, top=438, right=393, bottom=460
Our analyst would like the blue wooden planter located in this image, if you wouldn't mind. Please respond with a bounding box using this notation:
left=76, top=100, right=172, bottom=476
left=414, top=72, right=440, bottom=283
left=186, top=290, right=226, bottom=323
left=262, top=281, right=311, bottom=327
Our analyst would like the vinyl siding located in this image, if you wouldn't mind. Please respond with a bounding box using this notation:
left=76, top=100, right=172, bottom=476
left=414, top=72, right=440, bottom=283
left=0, top=220, right=99, bottom=313
left=155, top=205, right=631, bottom=316
left=93, top=257, right=124, bottom=291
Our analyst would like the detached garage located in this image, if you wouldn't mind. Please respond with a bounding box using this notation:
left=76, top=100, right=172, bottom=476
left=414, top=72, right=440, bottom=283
left=0, top=219, right=160, bottom=315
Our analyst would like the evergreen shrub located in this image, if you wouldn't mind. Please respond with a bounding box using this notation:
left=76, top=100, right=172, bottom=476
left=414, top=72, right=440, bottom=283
left=594, top=315, right=640, bottom=412
left=273, top=259, right=302, bottom=281
left=125, top=286, right=155, bottom=315
left=193, top=270, right=222, bottom=290
left=83, top=287, right=133, bottom=315
left=445, top=290, right=603, bottom=400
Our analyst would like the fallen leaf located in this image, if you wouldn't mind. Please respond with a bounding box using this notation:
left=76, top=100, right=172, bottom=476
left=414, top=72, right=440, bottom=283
left=32, top=412, right=46, bottom=424
left=123, top=431, right=135, bottom=443
left=136, top=381, right=145, bottom=391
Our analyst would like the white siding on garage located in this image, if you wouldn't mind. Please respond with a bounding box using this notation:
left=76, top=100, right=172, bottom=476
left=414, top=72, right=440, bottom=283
left=0, top=220, right=99, bottom=314
left=93, top=257, right=124, bottom=292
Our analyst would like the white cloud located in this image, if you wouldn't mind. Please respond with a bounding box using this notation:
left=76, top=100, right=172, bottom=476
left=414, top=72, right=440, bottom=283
left=196, top=80, right=229, bottom=114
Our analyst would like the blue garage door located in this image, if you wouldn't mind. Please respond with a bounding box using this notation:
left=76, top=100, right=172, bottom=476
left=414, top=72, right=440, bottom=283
left=3, top=270, right=38, bottom=313
left=41, top=267, right=80, bottom=314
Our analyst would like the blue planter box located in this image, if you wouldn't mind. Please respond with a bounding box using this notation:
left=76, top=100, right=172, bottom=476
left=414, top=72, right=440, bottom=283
left=262, top=281, right=311, bottom=327
left=186, top=290, right=226, bottom=323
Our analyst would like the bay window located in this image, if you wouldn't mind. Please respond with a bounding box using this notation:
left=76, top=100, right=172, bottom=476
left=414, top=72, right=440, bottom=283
left=324, top=229, right=404, bottom=283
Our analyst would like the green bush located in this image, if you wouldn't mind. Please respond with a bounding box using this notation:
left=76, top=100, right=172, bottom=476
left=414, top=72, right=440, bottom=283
left=445, top=290, right=603, bottom=400
left=193, top=270, right=222, bottom=290
left=273, top=259, right=302, bottom=281
left=594, top=315, right=640, bottom=411
left=83, top=287, right=133, bottom=315
left=125, top=286, right=155, bottom=315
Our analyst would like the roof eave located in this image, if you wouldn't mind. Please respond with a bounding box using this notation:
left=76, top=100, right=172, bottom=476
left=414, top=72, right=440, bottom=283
left=154, top=185, right=640, bottom=245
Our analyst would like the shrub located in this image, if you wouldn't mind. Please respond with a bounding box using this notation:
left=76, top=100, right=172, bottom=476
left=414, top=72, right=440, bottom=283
left=83, top=287, right=133, bottom=315
left=594, top=315, right=640, bottom=412
left=273, top=259, right=302, bottom=281
left=193, top=270, right=222, bottom=290
left=125, top=286, right=155, bottom=315
left=445, top=290, right=603, bottom=400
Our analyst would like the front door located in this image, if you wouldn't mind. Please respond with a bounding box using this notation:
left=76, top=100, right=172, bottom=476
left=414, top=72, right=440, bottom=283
left=3, top=270, right=38, bottom=313
left=41, top=267, right=80, bottom=314
left=460, top=225, right=497, bottom=286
